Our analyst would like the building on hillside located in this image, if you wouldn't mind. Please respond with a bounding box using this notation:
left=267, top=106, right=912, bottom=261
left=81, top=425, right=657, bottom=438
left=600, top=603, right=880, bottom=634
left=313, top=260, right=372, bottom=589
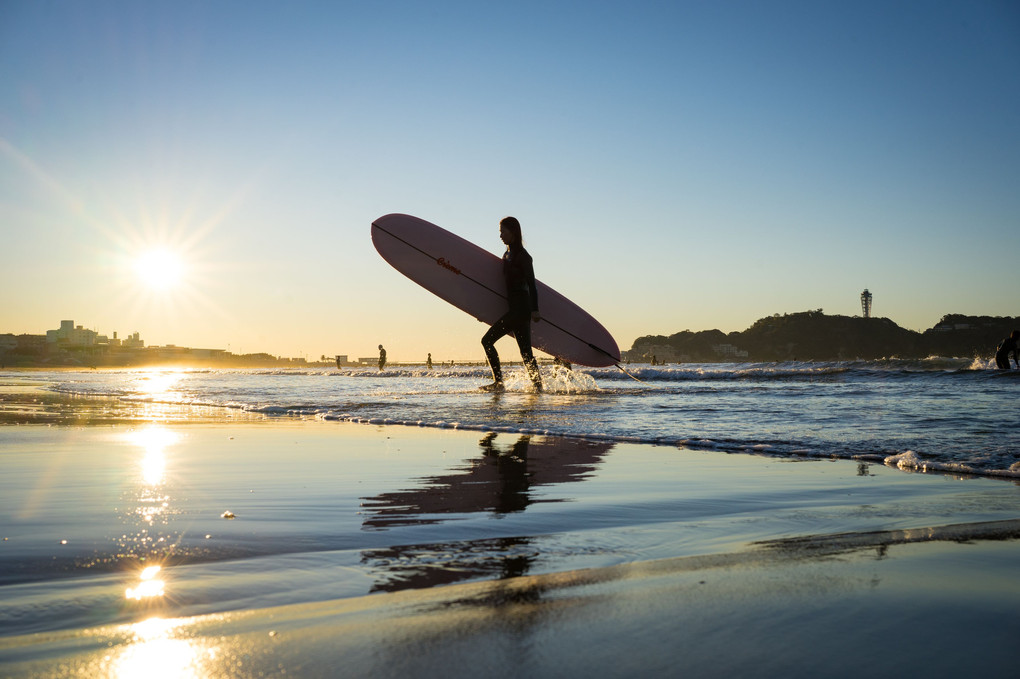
left=712, top=343, right=749, bottom=359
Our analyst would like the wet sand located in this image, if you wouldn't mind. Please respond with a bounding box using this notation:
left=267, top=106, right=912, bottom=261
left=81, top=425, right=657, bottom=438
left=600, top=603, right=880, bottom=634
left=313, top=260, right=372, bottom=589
left=3, top=522, right=1020, bottom=678
left=1, top=419, right=1019, bottom=677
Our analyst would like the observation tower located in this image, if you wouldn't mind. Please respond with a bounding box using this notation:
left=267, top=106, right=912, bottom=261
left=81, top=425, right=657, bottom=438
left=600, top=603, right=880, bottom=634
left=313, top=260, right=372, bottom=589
left=861, top=289, right=873, bottom=318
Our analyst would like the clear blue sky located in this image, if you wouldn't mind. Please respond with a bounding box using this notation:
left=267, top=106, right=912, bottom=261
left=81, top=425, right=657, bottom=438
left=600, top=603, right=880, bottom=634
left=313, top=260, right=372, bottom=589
left=2, top=1, right=1017, bottom=361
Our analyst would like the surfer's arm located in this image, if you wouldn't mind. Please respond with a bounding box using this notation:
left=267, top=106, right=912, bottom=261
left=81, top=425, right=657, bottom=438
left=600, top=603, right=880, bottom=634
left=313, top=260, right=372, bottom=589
left=525, top=255, right=539, bottom=314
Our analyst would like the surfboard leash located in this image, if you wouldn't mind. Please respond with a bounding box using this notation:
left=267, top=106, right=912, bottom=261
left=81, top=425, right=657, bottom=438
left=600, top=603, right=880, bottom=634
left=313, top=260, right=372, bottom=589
left=613, top=362, right=653, bottom=386
left=542, top=318, right=652, bottom=385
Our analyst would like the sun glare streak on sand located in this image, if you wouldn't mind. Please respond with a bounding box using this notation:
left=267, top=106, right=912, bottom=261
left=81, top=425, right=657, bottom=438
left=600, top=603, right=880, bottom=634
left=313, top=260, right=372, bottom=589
left=142, top=446, right=166, bottom=487
left=124, top=424, right=178, bottom=532
left=125, top=425, right=179, bottom=482
left=112, top=617, right=214, bottom=679
left=130, top=421, right=179, bottom=444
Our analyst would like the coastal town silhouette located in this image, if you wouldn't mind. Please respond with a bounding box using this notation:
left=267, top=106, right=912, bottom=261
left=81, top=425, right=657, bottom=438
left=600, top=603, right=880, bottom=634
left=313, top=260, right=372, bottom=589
left=3, top=311, right=1018, bottom=368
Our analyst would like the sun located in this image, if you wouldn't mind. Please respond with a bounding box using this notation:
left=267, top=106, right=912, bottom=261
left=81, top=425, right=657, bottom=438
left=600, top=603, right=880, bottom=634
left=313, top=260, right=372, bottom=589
left=134, top=249, right=185, bottom=291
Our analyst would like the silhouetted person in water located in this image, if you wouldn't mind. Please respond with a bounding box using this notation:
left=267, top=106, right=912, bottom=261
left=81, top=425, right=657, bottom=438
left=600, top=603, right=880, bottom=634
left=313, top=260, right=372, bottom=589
left=481, top=216, right=542, bottom=392
left=378, top=344, right=387, bottom=371
left=995, top=330, right=1019, bottom=369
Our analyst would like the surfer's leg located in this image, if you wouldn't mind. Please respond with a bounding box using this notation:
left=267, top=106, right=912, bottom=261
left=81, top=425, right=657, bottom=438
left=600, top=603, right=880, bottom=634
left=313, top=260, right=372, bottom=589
left=512, top=319, right=543, bottom=390
left=482, top=316, right=512, bottom=383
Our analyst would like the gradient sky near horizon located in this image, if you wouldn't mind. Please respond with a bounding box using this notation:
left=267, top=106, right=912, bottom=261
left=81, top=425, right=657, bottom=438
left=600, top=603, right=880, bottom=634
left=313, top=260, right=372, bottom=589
left=2, top=1, right=1018, bottom=362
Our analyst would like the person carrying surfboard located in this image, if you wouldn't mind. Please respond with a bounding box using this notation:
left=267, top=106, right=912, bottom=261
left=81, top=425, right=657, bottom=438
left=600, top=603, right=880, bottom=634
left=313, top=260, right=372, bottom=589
left=481, top=216, right=543, bottom=392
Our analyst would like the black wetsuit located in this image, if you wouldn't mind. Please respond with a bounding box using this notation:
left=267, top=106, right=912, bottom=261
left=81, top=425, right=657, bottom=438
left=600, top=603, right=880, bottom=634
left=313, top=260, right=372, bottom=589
left=482, top=243, right=541, bottom=386
left=995, top=335, right=1019, bottom=369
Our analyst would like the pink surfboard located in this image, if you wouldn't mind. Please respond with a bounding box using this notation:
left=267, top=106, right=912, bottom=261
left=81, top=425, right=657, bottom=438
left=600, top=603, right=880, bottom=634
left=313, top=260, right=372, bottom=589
left=371, top=213, right=620, bottom=367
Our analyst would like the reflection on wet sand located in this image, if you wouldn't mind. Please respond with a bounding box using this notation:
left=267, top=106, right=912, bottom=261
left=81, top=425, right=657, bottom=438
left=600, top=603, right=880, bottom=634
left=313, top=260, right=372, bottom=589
left=119, top=426, right=180, bottom=563
left=360, top=433, right=614, bottom=592
left=361, top=536, right=539, bottom=593
left=110, top=616, right=214, bottom=679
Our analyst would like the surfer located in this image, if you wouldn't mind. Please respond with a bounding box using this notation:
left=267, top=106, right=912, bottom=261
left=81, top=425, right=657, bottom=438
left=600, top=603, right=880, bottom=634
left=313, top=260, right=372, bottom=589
left=427, top=353, right=433, bottom=370
left=378, top=344, right=387, bottom=371
left=994, top=330, right=1019, bottom=369
left=481, top=216, right=543, bottom=392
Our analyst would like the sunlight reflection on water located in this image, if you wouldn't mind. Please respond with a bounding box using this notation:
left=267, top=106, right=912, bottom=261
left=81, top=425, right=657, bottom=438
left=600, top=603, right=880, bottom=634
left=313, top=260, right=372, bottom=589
left=125, top=565, right=165, bottom=601
left=120, top=425, right=180, bottom=554
left=132, top=370, right=185, bottom=399
left=112, top=617, right=213, bottom=679
left=125, top=426, right=178, bottom=486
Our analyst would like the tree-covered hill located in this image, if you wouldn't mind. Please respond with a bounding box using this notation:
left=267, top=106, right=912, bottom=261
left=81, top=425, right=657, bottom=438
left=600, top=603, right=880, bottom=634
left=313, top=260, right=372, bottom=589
left=628, top=311, right=1020, bottom=362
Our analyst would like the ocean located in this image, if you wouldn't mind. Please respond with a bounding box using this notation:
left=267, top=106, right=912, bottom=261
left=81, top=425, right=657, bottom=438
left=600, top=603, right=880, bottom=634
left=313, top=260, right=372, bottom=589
left=8, top=358, right=1018, bottom=477
left=1, top=360, right=1018, bottom=640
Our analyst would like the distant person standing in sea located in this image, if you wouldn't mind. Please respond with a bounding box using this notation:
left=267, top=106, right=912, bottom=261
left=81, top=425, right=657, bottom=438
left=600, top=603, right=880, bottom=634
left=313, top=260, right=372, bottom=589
left=378, top=344, right=387, bottom=371
left=481, top=216, right=543, bottom=392
left=426, top=353, right=433, bottom=370
left=995, top=330, right=1019, bottom=369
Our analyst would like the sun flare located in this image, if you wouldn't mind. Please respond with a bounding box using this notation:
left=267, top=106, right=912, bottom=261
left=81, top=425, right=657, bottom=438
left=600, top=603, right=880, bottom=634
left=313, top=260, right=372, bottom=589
left=134, top=249, right=185, bottom=291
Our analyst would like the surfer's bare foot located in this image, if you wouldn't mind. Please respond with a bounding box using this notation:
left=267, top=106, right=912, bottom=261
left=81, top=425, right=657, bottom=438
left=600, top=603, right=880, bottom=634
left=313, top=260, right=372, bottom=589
left=480, top=381, right=505, bottom=392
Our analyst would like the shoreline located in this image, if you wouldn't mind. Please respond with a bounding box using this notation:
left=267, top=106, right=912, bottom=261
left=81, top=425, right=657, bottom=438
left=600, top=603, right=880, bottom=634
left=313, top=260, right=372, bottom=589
left=2, top=372, right=1018, bottom=483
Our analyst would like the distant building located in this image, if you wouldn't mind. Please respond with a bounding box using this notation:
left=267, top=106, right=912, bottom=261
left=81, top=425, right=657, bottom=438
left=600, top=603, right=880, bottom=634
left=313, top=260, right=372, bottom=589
left=14, top=334, right=46, bottom=349
left=122, top=332, right=144, bottom=348
left=45, top=320, right=144, bottom=348
left=46, top=320, right=99, bottom=346
left=712, top=343, right=749, bottom=359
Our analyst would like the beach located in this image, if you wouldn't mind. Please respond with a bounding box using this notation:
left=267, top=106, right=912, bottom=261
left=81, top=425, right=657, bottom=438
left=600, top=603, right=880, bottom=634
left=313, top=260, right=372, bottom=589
left=4, top=526, right=1019, bottom=679
left=5, top=0, right=1019, bottom=674
left=2, top=381, right=1019, bottom=677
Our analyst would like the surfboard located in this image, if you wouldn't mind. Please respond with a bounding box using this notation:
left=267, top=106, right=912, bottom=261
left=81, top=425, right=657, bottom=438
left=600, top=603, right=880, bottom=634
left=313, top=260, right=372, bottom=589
left=371, top=213, right=621, bottom=367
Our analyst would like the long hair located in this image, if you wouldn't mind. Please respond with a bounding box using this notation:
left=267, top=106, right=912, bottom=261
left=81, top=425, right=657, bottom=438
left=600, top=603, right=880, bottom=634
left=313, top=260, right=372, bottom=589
left=500, top=216, right=522, bottom=245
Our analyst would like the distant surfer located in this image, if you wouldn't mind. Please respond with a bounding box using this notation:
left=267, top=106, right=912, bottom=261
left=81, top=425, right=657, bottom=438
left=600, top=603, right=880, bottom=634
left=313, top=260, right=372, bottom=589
left=481, top=216, right=543, bottom=392
left=994, top=330, right=1019, bottom=369
left=426, top=353, right=433, bottom=370
left=378, top=344, right=387, bottom=371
